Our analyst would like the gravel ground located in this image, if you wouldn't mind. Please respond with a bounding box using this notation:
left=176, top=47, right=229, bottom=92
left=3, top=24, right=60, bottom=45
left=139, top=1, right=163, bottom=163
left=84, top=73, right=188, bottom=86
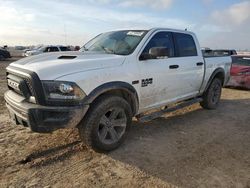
left=0, top=58, right=250, bottom=188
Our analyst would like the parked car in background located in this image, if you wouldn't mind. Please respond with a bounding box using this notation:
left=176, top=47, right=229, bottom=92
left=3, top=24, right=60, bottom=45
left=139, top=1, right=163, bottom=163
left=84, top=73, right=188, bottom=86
left=15, top=46, right=28, bottom=51
left=74, top=46, right=80, bottom=51
left=22, top=45, right=43, bottom=56
left=6, top=46, right=30, bottom=57
left=226, top=55, right=250, bottom=89
left=24, top=45, right=71, bottom=56
left=0, top=48, right=11, bottom=60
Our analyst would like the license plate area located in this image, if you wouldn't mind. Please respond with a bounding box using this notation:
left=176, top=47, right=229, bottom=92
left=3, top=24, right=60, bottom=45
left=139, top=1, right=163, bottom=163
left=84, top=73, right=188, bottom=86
left=6, top=103, right=28, bottom=126
left=7, top=79, right=20, bottom=91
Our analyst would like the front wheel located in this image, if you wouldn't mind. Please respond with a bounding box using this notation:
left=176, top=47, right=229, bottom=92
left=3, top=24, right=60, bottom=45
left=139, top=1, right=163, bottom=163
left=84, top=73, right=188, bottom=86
left=200, top=78, right=222, bottom=109
left=78, top=95, right=132, bottom=152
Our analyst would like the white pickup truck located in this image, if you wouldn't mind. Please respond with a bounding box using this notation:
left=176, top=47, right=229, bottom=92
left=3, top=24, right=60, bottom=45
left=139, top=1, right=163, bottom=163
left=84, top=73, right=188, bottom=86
left=4, top=28, right=232, bottom=151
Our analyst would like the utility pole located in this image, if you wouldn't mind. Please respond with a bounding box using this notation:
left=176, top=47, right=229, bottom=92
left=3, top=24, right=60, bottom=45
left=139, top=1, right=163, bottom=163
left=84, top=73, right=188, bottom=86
left=64, top=23, right=67, bottom=45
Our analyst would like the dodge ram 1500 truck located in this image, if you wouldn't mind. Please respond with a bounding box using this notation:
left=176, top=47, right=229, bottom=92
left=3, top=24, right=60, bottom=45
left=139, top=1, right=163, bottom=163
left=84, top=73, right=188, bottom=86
left=4, top=28, right=232, bottom=151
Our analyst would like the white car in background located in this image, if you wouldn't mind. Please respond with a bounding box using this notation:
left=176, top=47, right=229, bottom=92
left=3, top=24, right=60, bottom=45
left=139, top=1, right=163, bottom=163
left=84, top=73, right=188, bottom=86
left=24, top=45, right=71, bottom=56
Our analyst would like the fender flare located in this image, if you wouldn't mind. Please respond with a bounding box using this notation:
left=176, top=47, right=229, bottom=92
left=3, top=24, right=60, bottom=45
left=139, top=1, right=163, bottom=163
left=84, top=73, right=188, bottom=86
left=83, top=81, right=139, bottom=115
left=204, top=68, right=225, bottom=92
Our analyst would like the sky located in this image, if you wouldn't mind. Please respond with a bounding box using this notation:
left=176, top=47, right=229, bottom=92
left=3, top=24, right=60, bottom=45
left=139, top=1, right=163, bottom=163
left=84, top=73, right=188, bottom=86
left=0, top=0, right=250, bottom=50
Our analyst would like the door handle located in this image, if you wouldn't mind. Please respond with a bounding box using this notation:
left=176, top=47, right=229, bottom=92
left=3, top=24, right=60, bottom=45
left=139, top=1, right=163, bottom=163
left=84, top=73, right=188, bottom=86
left=169, top=65, right=179, bottom=69
left=196, top=62, right=204, bottom=66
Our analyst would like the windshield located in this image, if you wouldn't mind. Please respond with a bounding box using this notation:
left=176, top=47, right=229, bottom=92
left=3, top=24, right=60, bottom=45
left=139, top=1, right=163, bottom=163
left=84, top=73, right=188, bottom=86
left=80, top=30, right=148, bottom=55
left=38, top=46, right=47, bottom=52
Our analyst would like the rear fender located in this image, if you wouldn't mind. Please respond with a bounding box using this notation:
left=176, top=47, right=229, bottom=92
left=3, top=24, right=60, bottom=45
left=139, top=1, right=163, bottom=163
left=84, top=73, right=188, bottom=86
left=204, top=68, right=225, bottom=92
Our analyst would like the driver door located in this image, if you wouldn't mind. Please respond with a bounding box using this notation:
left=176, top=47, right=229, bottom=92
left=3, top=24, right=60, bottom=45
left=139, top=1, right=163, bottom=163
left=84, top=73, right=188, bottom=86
left=138, top=31, right=182, bottom=110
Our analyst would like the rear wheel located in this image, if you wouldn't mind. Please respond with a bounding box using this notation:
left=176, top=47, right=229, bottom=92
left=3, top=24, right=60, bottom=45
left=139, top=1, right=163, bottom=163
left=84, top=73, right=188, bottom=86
left=78, top=95, right=132, bottom=152
left=200, top=78, right=222, bottom=109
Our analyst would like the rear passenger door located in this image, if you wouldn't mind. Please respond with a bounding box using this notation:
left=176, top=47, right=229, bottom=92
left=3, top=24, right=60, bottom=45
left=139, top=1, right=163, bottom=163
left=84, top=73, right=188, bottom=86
left=173, top=32, right=204, bottom=97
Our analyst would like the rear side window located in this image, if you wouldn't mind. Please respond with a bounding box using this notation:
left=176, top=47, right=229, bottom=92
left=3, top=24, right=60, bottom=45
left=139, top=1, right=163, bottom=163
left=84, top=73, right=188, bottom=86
left=142, top=32, right=175, bottom=57
left=174, top=33, right=197, bottom=57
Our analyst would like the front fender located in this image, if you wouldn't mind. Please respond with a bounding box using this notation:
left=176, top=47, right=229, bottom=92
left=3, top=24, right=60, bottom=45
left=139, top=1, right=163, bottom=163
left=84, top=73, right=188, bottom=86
left=83, top=81, right=139, bottom=115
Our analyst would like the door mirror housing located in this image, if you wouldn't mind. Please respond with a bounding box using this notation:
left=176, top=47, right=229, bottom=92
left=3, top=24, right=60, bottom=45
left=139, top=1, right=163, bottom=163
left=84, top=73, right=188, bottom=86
left=139, top=53, right=153, bottom=60
left=139, top=47, right=169, bottom=61
left=149, top=47, right=169, bottom=58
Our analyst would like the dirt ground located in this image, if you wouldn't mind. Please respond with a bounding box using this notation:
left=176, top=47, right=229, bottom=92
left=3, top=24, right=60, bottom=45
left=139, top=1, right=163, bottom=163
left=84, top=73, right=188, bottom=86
left=0, top=58, right=250, bottom=188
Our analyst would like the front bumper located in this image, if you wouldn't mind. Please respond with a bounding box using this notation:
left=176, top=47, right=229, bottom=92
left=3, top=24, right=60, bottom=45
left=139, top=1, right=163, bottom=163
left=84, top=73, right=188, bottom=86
left=4, top=90, right=89, bottom=133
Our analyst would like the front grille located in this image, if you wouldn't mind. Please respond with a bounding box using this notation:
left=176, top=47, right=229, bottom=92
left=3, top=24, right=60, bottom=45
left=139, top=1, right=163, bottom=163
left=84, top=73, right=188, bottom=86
left=6, top=66, right=46, bottom=105
left=6, top=72, right=36, bottom=102
left=23, top=77, right=36, bottom=96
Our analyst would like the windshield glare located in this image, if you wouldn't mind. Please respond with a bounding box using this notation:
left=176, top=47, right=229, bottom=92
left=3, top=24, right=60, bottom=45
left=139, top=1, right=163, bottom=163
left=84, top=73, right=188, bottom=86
left=81, top=30, right=148, bottom=55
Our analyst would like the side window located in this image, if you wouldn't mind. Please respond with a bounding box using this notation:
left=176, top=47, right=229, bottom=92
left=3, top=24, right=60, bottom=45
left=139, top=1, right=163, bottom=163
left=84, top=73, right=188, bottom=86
left=51, top=47, right=59, bottom=52
left=174, top=33, right=197, bottom=57
left=44, top=47, right=49, bottom=52
left=142, top=32, right=174, bottom=57
left=47, top=47, right=52, bottom=52
left=59, top=47, right=71, bottom=51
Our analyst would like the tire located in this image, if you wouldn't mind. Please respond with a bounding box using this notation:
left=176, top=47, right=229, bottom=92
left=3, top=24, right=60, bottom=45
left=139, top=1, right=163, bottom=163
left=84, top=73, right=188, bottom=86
left=78, top=95, right=132, bottom=152
left=200, top=78, right=222, bottom=109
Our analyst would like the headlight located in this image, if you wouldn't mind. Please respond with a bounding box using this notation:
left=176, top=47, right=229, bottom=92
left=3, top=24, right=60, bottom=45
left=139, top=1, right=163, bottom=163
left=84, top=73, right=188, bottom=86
left=42, top=81, right=86, bottom=101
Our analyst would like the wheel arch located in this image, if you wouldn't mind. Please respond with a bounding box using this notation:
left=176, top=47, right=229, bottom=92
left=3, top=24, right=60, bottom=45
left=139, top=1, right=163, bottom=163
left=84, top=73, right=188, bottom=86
left=83, top=81, right=139, bottom=116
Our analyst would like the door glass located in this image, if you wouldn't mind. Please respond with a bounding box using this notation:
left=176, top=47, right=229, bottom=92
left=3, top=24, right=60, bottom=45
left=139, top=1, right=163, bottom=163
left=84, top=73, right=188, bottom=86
left=52, top=47, right=59, bottom=52
left=174, top=33, right=197, bottom=57
left=142, top=32, right=174, bottom=57
left=59, top=46, right=71, bottom=51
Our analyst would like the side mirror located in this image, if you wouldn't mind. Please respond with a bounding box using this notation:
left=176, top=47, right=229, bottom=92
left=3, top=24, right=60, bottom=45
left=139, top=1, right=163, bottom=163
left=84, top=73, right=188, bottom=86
left=139, top=53, right=153, bottom=60
left=139, top=47, right=169, bottom=61
left=149, top=47, right=169, bottom=58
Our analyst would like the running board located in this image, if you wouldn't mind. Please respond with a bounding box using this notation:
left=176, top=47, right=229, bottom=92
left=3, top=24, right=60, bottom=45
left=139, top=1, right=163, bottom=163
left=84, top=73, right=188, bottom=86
left=137, top=98, right=203, bottom=123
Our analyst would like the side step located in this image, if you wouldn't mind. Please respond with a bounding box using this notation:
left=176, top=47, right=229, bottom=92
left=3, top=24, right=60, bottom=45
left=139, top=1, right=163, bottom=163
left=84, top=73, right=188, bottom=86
left=137, top=97, right=203, bottom=123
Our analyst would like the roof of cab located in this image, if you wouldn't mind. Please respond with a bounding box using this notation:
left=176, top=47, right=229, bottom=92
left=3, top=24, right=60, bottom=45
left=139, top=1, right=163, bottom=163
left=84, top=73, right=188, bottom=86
left=149, top=27, right=195, bottom=34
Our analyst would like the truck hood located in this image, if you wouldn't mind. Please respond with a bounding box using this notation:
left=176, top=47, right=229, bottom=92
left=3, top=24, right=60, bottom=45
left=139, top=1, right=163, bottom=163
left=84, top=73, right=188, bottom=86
left=10, top=51, right=126, bottom=80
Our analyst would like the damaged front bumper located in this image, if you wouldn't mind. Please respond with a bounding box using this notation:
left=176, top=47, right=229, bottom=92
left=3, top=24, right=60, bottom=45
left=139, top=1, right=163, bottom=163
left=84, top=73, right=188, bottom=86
left=4, top=90, right=89, bottom=133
